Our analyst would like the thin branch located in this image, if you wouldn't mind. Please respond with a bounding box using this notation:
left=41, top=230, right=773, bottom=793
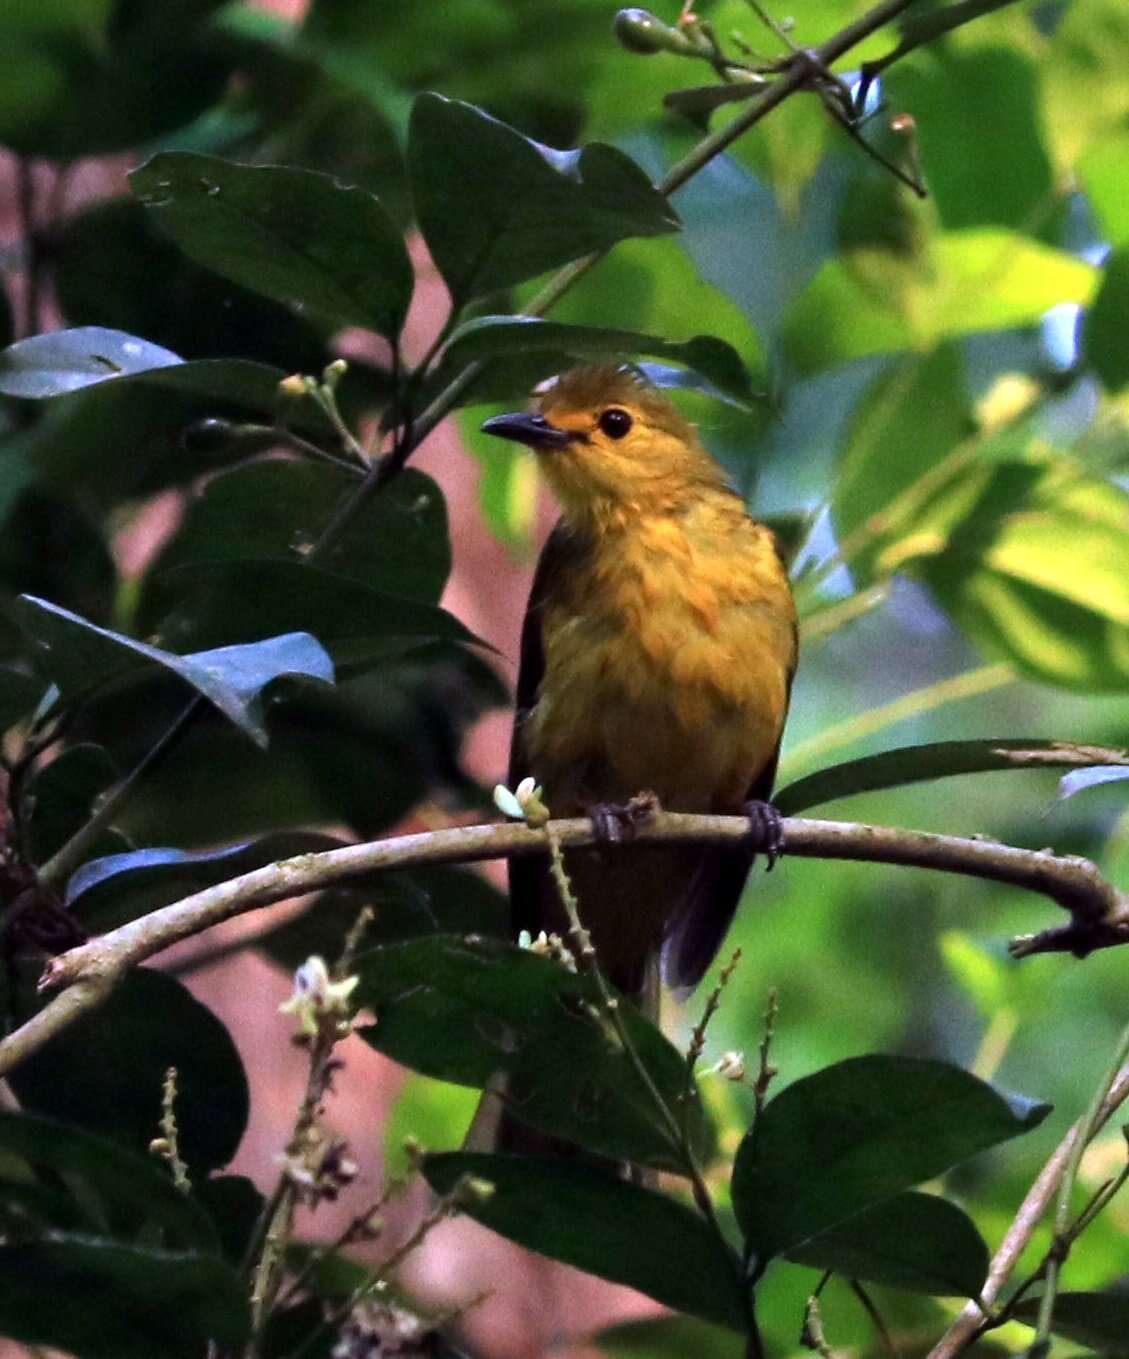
left=928, top=1055, right=1129, bottom=1359
left=4, top=811, right=1125, bottom=1080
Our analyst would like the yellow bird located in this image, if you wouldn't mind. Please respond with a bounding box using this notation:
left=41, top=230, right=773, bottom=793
left=482, top=364, right=798, bottom=1012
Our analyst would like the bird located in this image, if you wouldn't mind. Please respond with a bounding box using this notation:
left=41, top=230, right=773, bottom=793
left=482, top=363, right=798, bottom=1016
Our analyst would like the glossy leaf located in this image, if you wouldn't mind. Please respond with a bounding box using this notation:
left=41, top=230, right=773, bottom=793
left=1056, top=765, right=1129, bottom=802
left=1012, top=1291, right=1129, bottom=1353
left=440, top=316, right=754, bottom=402
left=775, top=739, right=1129, bottom=815
left=0, top=1112, right=217, bottom=1251
left=785, top=1190, right=990, bottom=1298
left=0, top=1236, right=249, bottom=1358
left=424, top=1153, right=746, bottom=1330
left=0, top=327, right=181, bottom=399
left=15, top=597, right=335, bottom=749
left=408, top=93, right=678, bottom=306
left=130, top=153, right=413, bottom=339
left=65, top=832, right=346, bottom=933
left=353, top=935, right=711, bottom=1173
left=9, top=968, right=249, bottom=1177
left=731, top=1056, right=1049, bottom=1261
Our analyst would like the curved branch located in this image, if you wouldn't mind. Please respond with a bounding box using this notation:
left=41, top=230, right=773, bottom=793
left=2, top=811, right=1125, bottom=1080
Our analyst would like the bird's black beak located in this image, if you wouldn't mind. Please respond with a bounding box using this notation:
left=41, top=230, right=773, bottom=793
left=480, top=411, right=574, bottom=450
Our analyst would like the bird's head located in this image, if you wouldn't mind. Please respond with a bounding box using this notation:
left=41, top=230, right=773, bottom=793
left=481, top=364, right=727, bottom=525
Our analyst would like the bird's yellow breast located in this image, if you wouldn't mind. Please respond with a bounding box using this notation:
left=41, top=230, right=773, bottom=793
left=526, top=498, right=796, bottom=813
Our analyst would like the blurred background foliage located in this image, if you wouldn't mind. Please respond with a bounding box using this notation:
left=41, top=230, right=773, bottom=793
left=0, top=0, right=1128, bottom=1355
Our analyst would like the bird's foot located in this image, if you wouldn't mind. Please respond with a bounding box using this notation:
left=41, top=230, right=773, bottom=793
left=744, top=799, right=785, bottom=870
left=588, top=790, right=660, bottom=843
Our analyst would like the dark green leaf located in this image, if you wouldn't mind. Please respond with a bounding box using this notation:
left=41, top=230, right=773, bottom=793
left=775, top=739, right=1129, bottom=815
left=439, top=316, right=753, bottom=402
left=65, top=832, right=346, bottom=933
left=27, top=743, right=117, bottom=863
left=0, top=1236, right=249, bottom=1358
left=0, top=1111, right=217, bottom=1250
left=424, top=1153, right=745, bottom=1330
left=1013, top=1291, right=1129, bottom=1354
left=353, top=935, right=711, bottom=1173
left=193, top=1176, right=265, bottom=1266
left=1086, top=246, right=1129, bottom=393
left=0, top=665, right=48, bottom=732
left=9, top=968, right=249, bottom=1177
left=408, top=94, right=678, bottom=307
left=145, top=560, right=477, bottom=664
left=731, top=1056, right=1049, bottom=1262
left=0, top=2, right=231, bottom=158
left=785, top=1191, right=990, bottom=1298
left=259, top=867, right=507, bottom=972
left=130, top=152, right=413, bottom=339
left=15, top=596, right=335, bottom=749
left=139, top=461, right=450, bottom=617
left=599, top=1315, right=742, bottom=1359
left=0, top=327, right=180, bottom=399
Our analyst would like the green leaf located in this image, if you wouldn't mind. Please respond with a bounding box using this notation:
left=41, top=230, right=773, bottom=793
left=439, top=316, right=754, bottom=402
left=9, top=968, right=249, bottom=1177
left=15, top=596, right=335, bottom=749
left=598, top=1316, right=742, bottom=1359
left=424, top=1153, right=746, bottom=1330
left=258, top=868, right=507, bottom=972
left=383, top=1073, right=479, bottom=1179
left=832, top=345, right=971, bottom=574
left=0, top=326, right=181, bottom=399
left=353, top=935, right=711, bottom=1174
left=1012, top=1291, right=1129, bottom=1354
left=1086, top=246, right=1129, bottom=393
left=784, top=232, right=1097, bottom=372
left=0, top=1236, right=249, bottom=1358
left=0, top=1111, right=217, bottom=1251
left=27, top=742, right=118, bottom=863
left=408, top=93, right=678, bottom=307
left=918, top=460, right=1129, bottom=690
left=65, top=832, right=346, bottom=933
left=147, top=559, right=479, bottom=666
left=731, top=1055, right=1049, bottom=1262
left=785, top=1191, right=990, bottom=1298
left=775, top=739, right=1129, bottom=815
left=192, top=1176, right=264, bottom=1267
left=884, top=48, right=1053, bottom=231
left=139, top=461, right=450, bottom=615
left=0, top=665, right=45, bottom=732
left=130, top=153, right=413, bottom=339
left=1079, top=131, right=1129, bottom=246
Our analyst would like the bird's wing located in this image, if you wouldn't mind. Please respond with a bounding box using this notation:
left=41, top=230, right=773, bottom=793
left=507, top=519, right=583, bottom=941
left=661, top=629, right=798, bottom=994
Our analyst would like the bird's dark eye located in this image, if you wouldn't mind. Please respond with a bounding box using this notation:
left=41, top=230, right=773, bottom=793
left=597, top=407, right=633, bottom=439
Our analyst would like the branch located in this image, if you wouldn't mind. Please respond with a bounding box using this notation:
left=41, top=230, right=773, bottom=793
left=928, top=1055, right=1129, bottom=1359
left=3, top=813, right=1125, bottom=1080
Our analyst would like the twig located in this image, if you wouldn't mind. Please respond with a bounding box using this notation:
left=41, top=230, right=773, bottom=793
left=928, top=1055, right=1129, bottom=1359
left=7, top=811, right=1125, bottom=1078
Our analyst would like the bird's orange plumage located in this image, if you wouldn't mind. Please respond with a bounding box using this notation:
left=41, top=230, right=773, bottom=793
left=486, top=365, right=797, bottom=1003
